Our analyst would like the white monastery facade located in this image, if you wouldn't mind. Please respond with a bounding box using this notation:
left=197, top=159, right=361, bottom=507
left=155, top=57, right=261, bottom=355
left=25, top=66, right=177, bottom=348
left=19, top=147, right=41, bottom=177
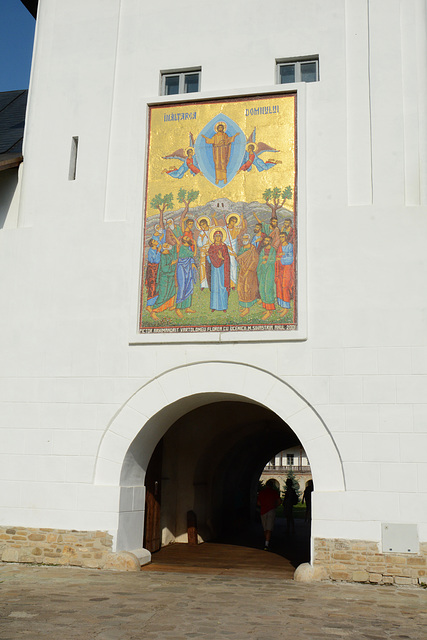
left=0, top=0, right=426, bottom=583
left=261, top=447, right=312, bottom=497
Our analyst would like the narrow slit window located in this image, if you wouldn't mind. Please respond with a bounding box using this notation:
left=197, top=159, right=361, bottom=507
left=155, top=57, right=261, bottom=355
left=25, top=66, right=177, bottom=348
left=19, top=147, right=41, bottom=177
left=68, top=136, right=79, bottom=180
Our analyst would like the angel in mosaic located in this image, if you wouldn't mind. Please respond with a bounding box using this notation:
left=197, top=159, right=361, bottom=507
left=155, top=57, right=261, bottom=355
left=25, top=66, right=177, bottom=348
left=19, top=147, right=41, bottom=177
left=238, top=129, right=282, bottom=174
left=162, top=133, right=203, bottom=179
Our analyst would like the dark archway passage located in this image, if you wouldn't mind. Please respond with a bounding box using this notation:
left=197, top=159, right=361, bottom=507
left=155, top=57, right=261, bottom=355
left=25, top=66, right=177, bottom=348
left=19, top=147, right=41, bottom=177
left=143, top=400, right=311, bottom=572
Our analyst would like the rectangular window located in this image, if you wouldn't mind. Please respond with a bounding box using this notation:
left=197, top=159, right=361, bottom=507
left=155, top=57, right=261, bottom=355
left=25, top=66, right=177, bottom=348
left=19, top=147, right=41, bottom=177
left=161, top=69, right=201, bottom=96
left=287, top=454, right=294, bottom=466
left=277, top=57, right=319, bottom=84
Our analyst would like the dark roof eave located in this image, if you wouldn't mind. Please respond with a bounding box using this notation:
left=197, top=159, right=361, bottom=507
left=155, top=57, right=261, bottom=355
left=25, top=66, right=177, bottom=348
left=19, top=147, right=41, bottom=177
left=20, top=0, right=38, bottom=18
left=0, top=154, right=23, bottom=172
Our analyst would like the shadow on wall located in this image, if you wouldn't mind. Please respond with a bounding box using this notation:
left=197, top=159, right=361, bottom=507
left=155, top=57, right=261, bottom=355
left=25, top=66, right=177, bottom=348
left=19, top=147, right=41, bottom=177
left=0, top=169, right=19, bottom=229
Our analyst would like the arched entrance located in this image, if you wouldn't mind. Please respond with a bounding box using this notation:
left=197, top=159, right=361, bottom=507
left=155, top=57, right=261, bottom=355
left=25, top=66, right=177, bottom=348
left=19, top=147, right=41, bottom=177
left=94, top=362, right=345, bottom=560
left=143, top=400, right=301, bottom=552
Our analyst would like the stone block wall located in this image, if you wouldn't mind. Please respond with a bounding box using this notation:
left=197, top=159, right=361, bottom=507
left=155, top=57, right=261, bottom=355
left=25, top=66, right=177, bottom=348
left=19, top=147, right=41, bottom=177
left=0, top=526, right=113, bottom=569
left=314, top=538, right=427, bottom=585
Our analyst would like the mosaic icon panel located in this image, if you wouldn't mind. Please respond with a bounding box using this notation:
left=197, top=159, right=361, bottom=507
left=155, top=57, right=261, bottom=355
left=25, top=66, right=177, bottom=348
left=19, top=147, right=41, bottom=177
left=140, top=93, right=297, bottom=335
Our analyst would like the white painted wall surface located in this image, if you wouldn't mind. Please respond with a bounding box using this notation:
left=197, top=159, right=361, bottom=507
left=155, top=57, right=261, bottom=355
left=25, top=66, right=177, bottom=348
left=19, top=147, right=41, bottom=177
left=0, top=0, right=426, bottom=549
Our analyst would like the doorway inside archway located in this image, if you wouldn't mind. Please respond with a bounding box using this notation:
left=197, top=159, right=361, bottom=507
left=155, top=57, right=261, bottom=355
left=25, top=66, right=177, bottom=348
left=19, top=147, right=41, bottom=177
left=142, top=399, right=312, bottom=572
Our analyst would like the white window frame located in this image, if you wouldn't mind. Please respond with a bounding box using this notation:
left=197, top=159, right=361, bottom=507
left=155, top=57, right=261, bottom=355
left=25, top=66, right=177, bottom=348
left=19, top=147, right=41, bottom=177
left=160, top=68, right=201, bottom=96
left=276, top=57, right=319, bottom=84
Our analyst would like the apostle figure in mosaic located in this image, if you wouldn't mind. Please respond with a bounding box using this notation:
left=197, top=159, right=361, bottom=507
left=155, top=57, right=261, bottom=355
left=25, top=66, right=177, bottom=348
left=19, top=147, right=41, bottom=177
left=182, top=217, right=197, bottom=254
left=251, top=222, right=267, bottom=253
left=237, top=234, right=260, bottom=317
left=149, top=243, right=178, bottom=321
left=175, top=236, right=197, bottom=318
left=201, top=123, right=239, bottom=185
left=257, top=236, right=277, bottom=320
left=253, top=213, right=281, bottom=251
left=165, top=217, right=180, bottom=247
left=196, top=215, right=218, bottom=290
left=275, top=231, right=294, bottom=318
left=282, top=217, right=294, bottom=245
left=206, top=228, right=231, bottom=312
left=151, top=224, right=166, bottom=248
left=164, top=210, right=197, bottom=254
left=223, top=213, right=247, bottom=289
left=145, top=239, right=162, bottom=314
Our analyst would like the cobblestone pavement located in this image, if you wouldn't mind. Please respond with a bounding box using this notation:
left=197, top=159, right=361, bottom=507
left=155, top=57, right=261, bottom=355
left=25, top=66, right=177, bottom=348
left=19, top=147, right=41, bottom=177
left=0, top=563, right=426, bottom=640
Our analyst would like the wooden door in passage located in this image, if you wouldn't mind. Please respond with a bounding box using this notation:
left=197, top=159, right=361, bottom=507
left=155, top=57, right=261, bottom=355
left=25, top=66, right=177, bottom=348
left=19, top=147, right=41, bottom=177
left=143, top=439, right=163, bottom=553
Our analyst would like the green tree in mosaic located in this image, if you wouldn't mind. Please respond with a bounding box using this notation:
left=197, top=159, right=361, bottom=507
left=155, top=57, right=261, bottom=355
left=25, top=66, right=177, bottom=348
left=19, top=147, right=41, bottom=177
left=150, top=192, right=174, bottom=228
left=177, top=188, right=199, bottom=220
left=262, top=185, right=293, bottom=217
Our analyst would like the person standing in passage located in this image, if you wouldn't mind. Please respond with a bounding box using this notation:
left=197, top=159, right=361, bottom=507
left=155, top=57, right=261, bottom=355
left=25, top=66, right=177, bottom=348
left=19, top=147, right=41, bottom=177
left=302, top=479, right=314, bottom=523
left=237, top=234, right=259, bottom=317
left=257, top=236, right=276, bottom=320
left=283, top=478, right=299, bottom=534
left=257, top=479, right=281, bottom=550
left=206, top=229, right=230, bottom=312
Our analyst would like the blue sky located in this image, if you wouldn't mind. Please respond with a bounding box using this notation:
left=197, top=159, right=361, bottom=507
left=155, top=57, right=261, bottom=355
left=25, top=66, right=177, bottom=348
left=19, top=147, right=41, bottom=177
left=0, top=0, right=36, bottom=92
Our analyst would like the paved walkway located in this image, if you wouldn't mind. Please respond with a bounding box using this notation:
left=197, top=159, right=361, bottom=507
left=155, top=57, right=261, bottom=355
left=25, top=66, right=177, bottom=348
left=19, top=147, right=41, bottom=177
left=1, top=559, right=426, bottom=640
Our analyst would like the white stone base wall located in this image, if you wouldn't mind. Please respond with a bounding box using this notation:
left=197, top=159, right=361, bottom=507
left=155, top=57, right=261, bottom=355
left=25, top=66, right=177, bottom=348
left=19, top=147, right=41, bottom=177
left=314, top=538, right=427, bottom=586
left=0, top=526, right=113, bottom=569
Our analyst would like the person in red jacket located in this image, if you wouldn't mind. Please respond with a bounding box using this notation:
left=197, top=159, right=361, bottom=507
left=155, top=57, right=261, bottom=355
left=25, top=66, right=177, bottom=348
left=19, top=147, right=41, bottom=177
left=257, top=478, right=281, bottom=550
